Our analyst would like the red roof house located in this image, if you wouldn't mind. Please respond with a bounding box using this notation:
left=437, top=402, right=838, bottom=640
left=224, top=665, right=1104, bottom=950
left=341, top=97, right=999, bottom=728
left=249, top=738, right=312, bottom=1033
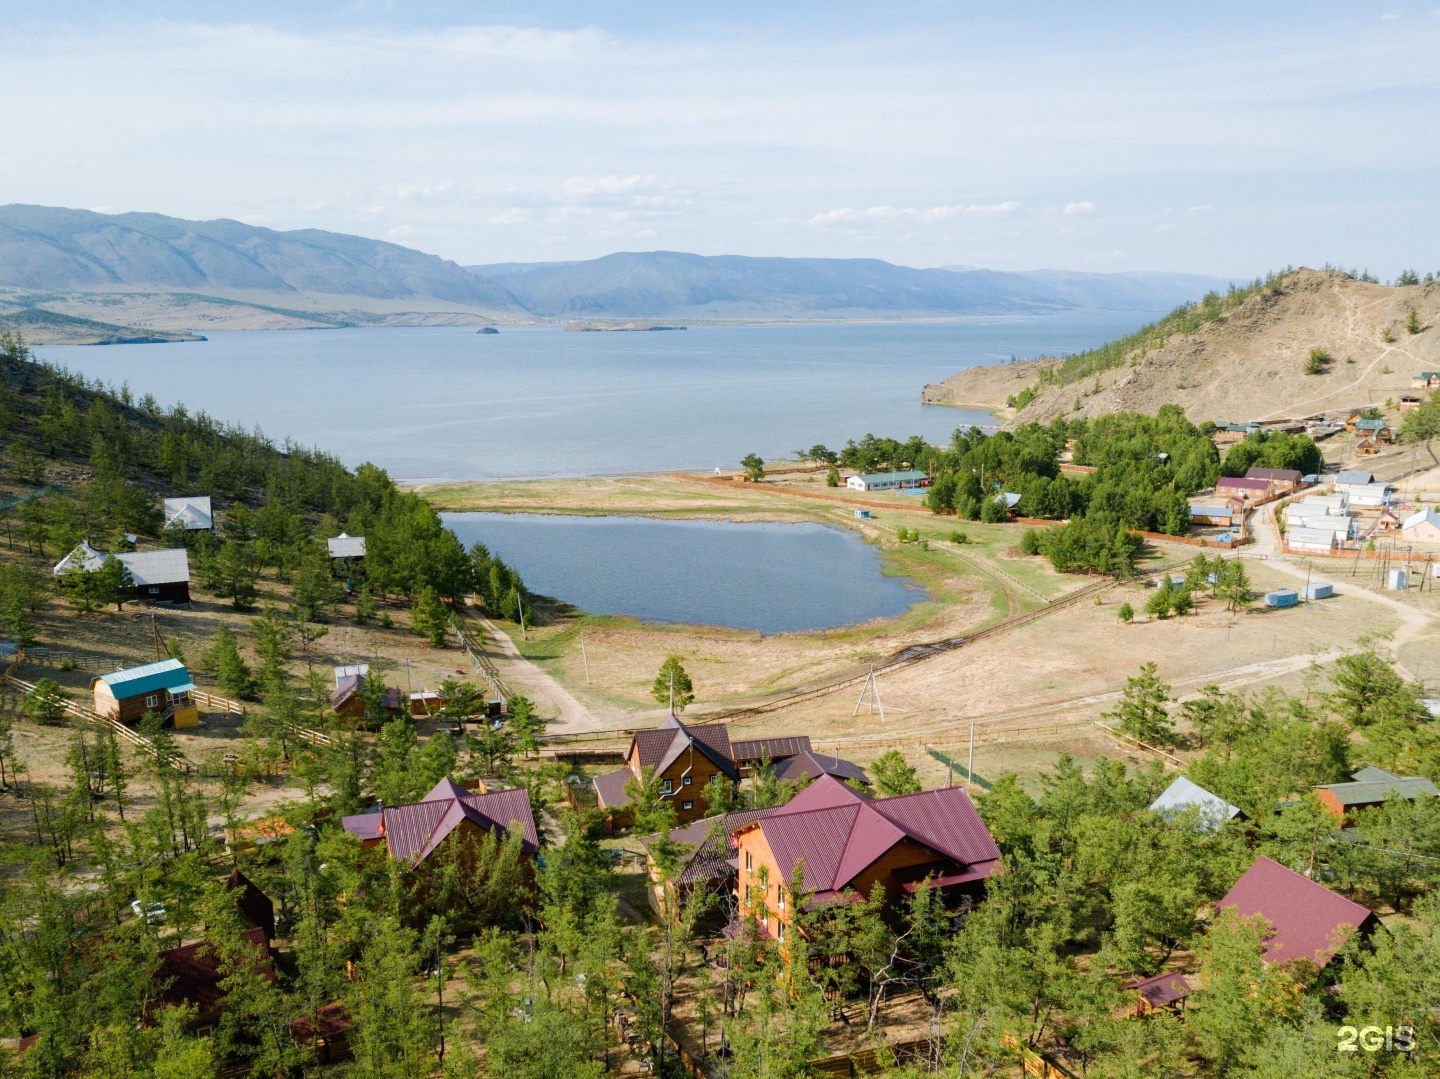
left=732, top=784, right=1001, bottom=942
left=153, top=926, right=274, bottom=1030
left=1215, top=856, right=1378, bottom=970
left=341, top=777, right=538, bottom=865
left=1215, top=476, right=1273, bottom=500
left=1123, top=971, right=1196, bottom=1016
left=329, top=673, right=403, bottom=725
left=225, top=868, right=275, bottom=941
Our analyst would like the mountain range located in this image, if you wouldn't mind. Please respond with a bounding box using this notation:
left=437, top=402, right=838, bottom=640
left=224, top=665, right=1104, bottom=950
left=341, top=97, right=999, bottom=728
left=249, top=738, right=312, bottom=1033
left=465, top=251, right=1234, bottom=320
left=0, top=205, right=1236, bottom=338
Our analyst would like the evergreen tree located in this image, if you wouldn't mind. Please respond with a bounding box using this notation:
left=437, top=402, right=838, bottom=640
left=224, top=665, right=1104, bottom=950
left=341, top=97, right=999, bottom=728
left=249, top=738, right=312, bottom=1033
left=203, top=625, right=255, bottom=700
left=650, top=655, right=695, bottom=713
left=871, top=748, right=921, bottom=796
left=91, top=552, right=135, bottom=611
left=1104, top=662, right=1175, bottom=746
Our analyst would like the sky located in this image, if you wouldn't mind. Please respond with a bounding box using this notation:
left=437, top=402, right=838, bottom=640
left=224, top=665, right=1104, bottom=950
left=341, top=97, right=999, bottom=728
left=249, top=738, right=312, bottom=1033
left=1, top=1, right=1437, bottom=278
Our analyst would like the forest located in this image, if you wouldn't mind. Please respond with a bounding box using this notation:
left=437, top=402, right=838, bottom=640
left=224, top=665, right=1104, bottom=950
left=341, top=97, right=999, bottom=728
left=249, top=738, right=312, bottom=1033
left=835, top=407, right=1319, bottom=575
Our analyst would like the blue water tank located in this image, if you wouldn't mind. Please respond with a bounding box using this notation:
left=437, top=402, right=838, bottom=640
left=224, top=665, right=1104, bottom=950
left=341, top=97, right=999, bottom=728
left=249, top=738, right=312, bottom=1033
left=1264, top=589, right=1299, bottom=608
left=1303, top=583, right=1333, bottom=600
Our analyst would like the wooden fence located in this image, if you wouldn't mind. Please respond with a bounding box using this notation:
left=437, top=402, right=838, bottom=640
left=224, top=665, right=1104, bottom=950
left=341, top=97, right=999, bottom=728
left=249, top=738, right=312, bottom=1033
left=8, top=675, right=196, bottom=774
left=448, top=614, right=512, bottom=701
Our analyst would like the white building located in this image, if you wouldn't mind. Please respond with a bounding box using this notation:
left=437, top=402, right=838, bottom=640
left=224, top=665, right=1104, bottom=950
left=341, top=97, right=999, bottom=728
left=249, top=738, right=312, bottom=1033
left=1401, top=508, right=1440, bottom=544
left=845, top=470, right=930, bottom=492
left=1286, top=526, right=1340, bottom=553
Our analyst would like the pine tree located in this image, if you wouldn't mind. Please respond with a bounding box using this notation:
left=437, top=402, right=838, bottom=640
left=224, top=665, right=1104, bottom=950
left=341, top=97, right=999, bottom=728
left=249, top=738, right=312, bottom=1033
left=1104, top=662, right=1175, bottom=746
left=204, top=625, right=255, bottom=700
left=870, top=749, right=921, bottom=796
left=650, top=655, right=694, bottom=712
left=92, top=552, right=135, bottom=611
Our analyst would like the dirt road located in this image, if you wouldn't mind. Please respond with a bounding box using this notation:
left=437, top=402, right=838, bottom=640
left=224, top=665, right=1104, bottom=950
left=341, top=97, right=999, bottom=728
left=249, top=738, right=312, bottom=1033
left=473, top=617, right=617, bottom=736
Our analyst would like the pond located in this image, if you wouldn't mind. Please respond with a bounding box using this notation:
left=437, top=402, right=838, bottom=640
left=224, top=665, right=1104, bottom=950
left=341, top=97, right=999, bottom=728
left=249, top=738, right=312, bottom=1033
left=442, top=512, right=922, bottom=633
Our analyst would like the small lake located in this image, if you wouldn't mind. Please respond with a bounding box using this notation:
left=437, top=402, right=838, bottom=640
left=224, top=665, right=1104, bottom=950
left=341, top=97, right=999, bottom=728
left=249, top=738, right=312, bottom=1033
left=35, top=315, right=1153, bottom=482
left=442, top=512, right=921, bottom=633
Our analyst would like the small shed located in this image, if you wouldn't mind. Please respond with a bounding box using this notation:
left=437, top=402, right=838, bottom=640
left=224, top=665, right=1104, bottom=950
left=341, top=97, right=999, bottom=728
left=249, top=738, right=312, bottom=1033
left=327, top=533, right=367, bottom=560
left=852, top=509, right=870, bottom=519
left=1399, top=395, right=1423, bottom=412
left=1264, top=589, right=1298, bottom=608
left=1149, top=776, right=1243, bottom=832
left=1387, top=569, right=1406, bottom=590
left=92, top=659, right=199, bottom=728
left=1124, top=972, right=1194, bottom=1017
left=163, top=496, right=213, bottom=532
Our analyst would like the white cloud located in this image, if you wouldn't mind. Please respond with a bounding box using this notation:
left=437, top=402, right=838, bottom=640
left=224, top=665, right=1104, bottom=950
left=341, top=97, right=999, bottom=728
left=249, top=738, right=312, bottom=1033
left=1381, top=12, right=1401, bottom=20
left=1153, top=223, right=1178, bottom=234
left=540, top=234, right=568, bottom=245
left=633, top=228, right=658, bottom=238
left=488, top=208, right=531, bottom=225
left=807, top=202, right=1018, bottom=226
left=1185, top=203, right=1215, bottom=215
left=1063, top=201, right=1095, bottom=216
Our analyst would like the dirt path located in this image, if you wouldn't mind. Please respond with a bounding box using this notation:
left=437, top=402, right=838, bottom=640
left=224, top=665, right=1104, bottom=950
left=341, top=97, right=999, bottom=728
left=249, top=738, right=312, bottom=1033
left=473, top=617, right=615, bottom=736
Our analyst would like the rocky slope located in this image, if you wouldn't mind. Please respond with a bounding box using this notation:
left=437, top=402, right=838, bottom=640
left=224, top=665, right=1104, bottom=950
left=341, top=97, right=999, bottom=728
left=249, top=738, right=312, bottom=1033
left=923, top=270, right=1440, bottom=425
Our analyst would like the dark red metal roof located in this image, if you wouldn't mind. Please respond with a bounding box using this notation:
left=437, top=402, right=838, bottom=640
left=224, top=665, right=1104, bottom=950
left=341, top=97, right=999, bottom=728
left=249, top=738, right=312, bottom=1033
left=592, top=766, right=633, bottom=808
left=225, top=868, right=275, bottom=940
left=290, top=1002, right=353, bottom=1045
left=1217, top=856, right=1377, bottom=969
left=1124, top=971, right=1193, bottom=1008
left=731, top=736, right=812, bottom=763
left=154, top=927, right=272, bottom=1012
left=342, top=782, right=538, bottom=865
left=1245, top=467, right=1303, bottom=483
left=774, top=750, right=869, bottom=786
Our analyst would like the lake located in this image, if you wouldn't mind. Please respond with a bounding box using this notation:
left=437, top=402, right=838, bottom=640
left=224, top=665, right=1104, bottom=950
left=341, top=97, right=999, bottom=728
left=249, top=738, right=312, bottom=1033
left=442, top=512, right=921, bottom=633
left=35, top=314, right=1152, bottom=482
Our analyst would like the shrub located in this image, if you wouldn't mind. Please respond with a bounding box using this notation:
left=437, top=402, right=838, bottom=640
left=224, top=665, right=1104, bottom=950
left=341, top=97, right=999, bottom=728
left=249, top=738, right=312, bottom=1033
left=1408, top=308, right=1423, bottom=335
left=1305, top=348, right=1331, bottom=375
left=949, top=530, right=969, bottom=545
left=1118, top=601, right=1134, bottom=623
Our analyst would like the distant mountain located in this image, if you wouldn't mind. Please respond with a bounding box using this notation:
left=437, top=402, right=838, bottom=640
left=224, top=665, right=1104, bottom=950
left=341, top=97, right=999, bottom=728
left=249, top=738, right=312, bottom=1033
left=465, top=251, right=1236, bottom=319
left=0, top=204, right=525, bottom=311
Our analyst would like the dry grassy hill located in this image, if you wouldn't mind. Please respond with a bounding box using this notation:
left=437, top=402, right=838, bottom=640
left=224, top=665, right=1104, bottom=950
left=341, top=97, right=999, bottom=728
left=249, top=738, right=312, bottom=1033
left=924, top=269, right=1440, bottom=425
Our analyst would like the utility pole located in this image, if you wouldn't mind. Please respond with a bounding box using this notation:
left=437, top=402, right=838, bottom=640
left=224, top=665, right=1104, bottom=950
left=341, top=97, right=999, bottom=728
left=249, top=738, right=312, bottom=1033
left=580, top=631, right=591, bottom=684
left=669, top=670, right=675, bottom=717
left=968, top=721, right=975, bottom=793
left=518, top=601, right=527, bottom=641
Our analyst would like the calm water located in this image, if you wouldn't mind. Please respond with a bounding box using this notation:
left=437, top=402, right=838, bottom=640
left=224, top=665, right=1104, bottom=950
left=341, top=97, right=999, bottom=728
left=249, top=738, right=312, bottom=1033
left=442, top=513, right=920, bottom=632
left=36, top=315, right=1152, bottom=482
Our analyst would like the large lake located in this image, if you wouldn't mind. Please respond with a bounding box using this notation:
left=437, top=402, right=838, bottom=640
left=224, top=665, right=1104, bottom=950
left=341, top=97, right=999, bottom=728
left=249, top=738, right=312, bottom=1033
left=36, top=315, right=1151, bottom=482
left=442, top=512, right=920, bottom=632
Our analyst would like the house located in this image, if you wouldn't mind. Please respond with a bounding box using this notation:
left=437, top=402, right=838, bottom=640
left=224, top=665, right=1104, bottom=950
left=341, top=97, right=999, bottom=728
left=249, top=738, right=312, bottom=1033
left=845, top=470, right=930, bottom=492
left=641, top=774, right=868, bottom=914
left=162, top=496, right=213, bottom=532
left=1215, top=476, right=1271, bottom=501
left=92, top=659, right=199, bottom=728
left=1244, top=467, right=1304, bottom=493
left=1314, top=767, right=1440, bottom=822
left=226, top=868, right=276, bottom=941
left=1190, top=503, right=1237, bottom=527
left=1346, top=482, right=1395, bottom=508
left=1285, top=527, right=1340, bottom=554
left=1149, top=776, right=1243, bottom=832
left=1334, top=470, right=1374, bottom=487
left=1295, top=493, right=1347, bottom=515
left=409, top=690, right=444, bottom=717
left=1286, top=513, right=1352, bottom=540
left=329, top=672, right=403, bottom=724
left=1354, top=418, right=1393, bottom=443
left=1124, top=971, right=1196, bottom=1016
left=152, top=926, right=274, bottom=1032
left=1376, top=507, right=1403, bottom=532
left=1401, top=508, right=1440, bottom=544
left=593, top=715, right=741, bottom=824
left=53, top=543, right=193, bottom=603
left=1410, top=372, right=1440, bottom=391
left=1355, top=438, right=1380, bottom=457
left=1215, top=855, right=1378, bottom=971
left=732, top=785, right=1002, bottom=944
left=769, top=749, right=870, bottom=787
left=341, top=778, right=538, bottom=904
left=326, top=533, right=366, bottom=560
left=1399, top=395, right=1424, bottom=412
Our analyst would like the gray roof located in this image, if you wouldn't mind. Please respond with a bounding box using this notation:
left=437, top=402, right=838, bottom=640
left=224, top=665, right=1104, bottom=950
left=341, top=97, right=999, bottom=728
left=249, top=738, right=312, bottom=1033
left=163, top=496, right=213, bottom=530
left=1317, top=772, right=1440, bottom=807
left=1150, top=776, right=1241, bottom=831
left=52, top=543, right=190, bottom=585
left=854, top=470, right=928, bottom=483
left=1335, top=471, right=1374, bottom=486
left=118, top=549, right=190, bottom=585
left=327, top=533, right=366, bottom=558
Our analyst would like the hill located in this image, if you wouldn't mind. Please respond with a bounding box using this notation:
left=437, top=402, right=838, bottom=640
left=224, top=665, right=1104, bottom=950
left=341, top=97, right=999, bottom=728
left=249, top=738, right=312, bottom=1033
left=0, top=307, right=202, bottom=346
left=923, top=269, right=1440, bottom=424
left=0, top=204, right=527, bottom=333
left=466, top=251, right=1233, bottom=319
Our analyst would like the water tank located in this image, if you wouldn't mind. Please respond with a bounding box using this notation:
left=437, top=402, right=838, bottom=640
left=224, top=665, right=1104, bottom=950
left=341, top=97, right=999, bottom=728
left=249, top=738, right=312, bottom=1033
left=1387, top=569, right=1407, bottom=590
left=1264, top=589, right=1299, bottom=608
left=1303, top=583, right=1333, bottom=600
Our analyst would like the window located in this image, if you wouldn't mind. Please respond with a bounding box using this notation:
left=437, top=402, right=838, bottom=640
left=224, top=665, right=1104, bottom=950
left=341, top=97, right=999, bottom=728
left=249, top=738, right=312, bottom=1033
left=682, top=801, right=693, bottom=810
left=744, top=850, right=752, bottom=871
left=148, top=586, right=159, bottom=595
left=145, top=694, right=158, bottom=708
left=777, top=920, right=785, bottom=944
left=660, top=779, right=673, bottom=794
left=777, top=885, right=786, bottom=913
left=682, top=775, right=692, bottom=786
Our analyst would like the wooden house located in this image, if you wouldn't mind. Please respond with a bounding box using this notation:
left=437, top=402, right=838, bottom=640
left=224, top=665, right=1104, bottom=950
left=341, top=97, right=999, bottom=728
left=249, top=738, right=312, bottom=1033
left=1399, top=395, right=1423, bottom=412
left=1216, top=856, right=1378, bottom=971
left=226, top=868, right=276, bottom=941
left=1314, top=767, right=1440, bottom=823
left=326, top=533, right=366, bottom=561
left=593, top=715, right=742, bottom=825
left=1410, top=372, right=1440, bottom=391
left=152, top=927, right=274, bottom=1034
left=1215, top=476, right=1271, bottom=501
left=1354, top=417, right=1394, bottom=443
left=1244, top=467, right=1304, bottom=493
left=92, top=659, right=199, bottom=728
left=340, top=777, right=538, bottom=911
left=53, top=544, right=192, bottom=604
left=731, top=785, right=1002, bottom=947
left=328, top=672, right=402, bottom=725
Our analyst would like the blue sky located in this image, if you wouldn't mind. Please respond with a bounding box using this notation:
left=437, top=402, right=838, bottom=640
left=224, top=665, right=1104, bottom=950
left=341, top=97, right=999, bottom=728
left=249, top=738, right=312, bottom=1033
left=1, top=2, right=1436, bottom=277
